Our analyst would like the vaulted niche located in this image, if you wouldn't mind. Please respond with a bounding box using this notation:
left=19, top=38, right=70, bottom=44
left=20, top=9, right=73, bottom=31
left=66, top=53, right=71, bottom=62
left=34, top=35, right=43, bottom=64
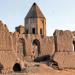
left=18, top=38, right=26, bottom=57
left=32, top=39, right=41, bottom=57
left=13, top=63, right=21, bottom=72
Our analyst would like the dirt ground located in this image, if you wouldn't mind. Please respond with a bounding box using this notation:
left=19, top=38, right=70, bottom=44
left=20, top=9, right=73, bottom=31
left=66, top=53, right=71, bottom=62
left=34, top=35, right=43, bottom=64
left=2, top=62, right=75, bottom=75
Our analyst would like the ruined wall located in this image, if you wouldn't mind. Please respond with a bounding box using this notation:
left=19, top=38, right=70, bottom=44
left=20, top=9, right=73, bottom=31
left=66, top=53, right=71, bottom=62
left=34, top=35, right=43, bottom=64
left=53, top=30, right=75, bottom=69
left=15, top=25, right=25, bottom=34
left=53, top=52, right=75, bottom=69
left=0, top=21, right=12, bottom=51
left=1, top=19, right=75, bottom=71
left=41, top=36, right=55, bottom=56
left=15, top=34, right=55, bottom=61
left=0, top=21, right=25, bottom=73
left=0, top=51, right=18, bottom=72
left=53, top=30, right=73, bottom=52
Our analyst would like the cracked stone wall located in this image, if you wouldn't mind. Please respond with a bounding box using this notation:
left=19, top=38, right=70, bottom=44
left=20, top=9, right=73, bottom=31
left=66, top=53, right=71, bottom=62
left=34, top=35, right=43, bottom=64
left=0, top=21, right=55, bottom=72
left=53, top=30, right=73, bottom=52
left=53, top=30, right=75, bottom=69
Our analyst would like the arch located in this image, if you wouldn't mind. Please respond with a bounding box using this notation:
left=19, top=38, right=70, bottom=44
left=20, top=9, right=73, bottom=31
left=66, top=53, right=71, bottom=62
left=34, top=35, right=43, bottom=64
left=0, top=63, right=3, bottom=73
left=18, top=38, right=26, bottom=56
left=73, top=41, right=75, bottom=51
left=13, top=63, right=21, bottom=72
left=32, top=39, right=40, bottom=56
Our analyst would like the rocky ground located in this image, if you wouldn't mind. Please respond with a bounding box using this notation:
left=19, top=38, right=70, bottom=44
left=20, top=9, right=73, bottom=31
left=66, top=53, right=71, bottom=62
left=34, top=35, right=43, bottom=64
left=1, top=62, right=75, bottom=75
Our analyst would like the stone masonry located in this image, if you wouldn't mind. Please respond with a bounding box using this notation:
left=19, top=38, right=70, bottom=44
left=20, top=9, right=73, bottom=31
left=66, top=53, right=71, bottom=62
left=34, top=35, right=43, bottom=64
left=0, top=2, right=75, bottom=73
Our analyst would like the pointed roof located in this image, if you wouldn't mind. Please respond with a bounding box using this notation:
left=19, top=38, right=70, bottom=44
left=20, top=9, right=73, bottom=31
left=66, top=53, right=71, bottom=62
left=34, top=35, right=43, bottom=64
left=25, top=3, right=45, bottom=18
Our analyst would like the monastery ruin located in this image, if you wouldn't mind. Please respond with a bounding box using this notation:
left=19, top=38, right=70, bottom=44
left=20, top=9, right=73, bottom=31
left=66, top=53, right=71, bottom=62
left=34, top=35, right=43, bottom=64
left=0, top=2, right=75, bottom=73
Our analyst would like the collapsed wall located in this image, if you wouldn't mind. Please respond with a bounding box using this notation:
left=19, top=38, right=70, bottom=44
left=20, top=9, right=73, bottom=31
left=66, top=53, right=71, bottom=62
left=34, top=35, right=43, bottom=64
left=0, top=21, right=25, bottom=73
left=1, top=19, right=75, bottom=71
left=53, top=30, right=75, bottom=69
left=18, top=34, right=55, bottom=61
left=0, top=20, right=55, bottom=72
left=53, top=30, right=73, bottom=52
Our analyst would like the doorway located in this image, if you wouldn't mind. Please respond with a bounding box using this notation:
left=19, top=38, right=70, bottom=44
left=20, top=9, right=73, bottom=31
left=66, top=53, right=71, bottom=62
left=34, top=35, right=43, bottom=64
left=13, top=63, right=21, bottom=72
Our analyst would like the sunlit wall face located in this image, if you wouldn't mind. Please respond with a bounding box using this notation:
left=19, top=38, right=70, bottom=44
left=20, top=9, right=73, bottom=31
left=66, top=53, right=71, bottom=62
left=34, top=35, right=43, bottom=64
left=0, top=0, right=75, bottom=36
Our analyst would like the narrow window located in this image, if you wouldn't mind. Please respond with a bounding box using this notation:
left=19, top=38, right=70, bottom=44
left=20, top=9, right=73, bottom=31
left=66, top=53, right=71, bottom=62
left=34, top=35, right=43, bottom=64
left=73, top=41, right=75, bottom=51
left=40, top=28, right=42, bottom=34
left=32, top=28, right=35, bottom=34
left=26, top=29, right=28, bottom=34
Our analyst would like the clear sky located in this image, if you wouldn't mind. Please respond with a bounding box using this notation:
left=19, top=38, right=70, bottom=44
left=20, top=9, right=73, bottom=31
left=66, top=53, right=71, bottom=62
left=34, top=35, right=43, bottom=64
left=0, top=0, right=75, bottom=36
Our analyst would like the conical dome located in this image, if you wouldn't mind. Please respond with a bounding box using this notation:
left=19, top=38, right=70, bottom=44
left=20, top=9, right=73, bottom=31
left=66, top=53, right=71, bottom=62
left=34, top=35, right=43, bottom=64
left=25, top=3, right=45, bottom=18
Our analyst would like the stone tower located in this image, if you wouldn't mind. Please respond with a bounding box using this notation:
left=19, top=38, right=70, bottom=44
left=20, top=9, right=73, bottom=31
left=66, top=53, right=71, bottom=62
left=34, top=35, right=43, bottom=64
left=25, top=3, right=46, bottom=36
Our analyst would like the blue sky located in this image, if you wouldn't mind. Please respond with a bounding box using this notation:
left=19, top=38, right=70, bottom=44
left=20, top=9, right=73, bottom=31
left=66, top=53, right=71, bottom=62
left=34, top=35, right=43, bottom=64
left=0, top=0, right=75, bottom=36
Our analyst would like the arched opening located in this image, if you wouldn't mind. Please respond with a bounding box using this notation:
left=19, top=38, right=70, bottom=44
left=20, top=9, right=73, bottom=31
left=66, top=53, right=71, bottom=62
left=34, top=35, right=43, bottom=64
left=13, top=63, right=21, bottom=72
left=73, top=41, right=75, bottom=51
left=32, top=28, right=35, bottom=34
left=0, top=63, right=3, bottom=73
left=40, top=28, right=42, bottom=34
left=18, top=38, right=26, bottom=56
left=32, top=39, right=40, bottom=57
